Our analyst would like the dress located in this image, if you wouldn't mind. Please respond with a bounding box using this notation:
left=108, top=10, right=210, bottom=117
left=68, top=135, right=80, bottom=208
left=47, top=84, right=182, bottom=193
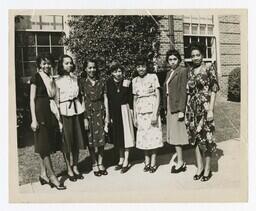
left=132, top=73, right=163, bottom=150
left=185, top=63, right=219, bottom=153
left=79, top=77, right=106, bottom=148
left=30, top=72, right=60, bottom=157
left=106, top=78, right=135, bottom=149
left=55, top=74, right=87, bottom=152
left=164, top=65, right=188, bottom=145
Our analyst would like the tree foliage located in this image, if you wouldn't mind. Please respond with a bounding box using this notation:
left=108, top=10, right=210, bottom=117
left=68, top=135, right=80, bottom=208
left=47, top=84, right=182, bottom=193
left=64, top=15, right=161, bottom=77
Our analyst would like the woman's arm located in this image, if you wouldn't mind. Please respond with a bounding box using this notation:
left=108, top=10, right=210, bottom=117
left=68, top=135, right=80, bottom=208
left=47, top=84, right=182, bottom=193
left=30, top=84, right=38, bottom=131
left=151, top=88, right=160, bottom=125
left=104, top=93, right=110, bottom=132
left=207, top=92, right=216, bottom=121
left=133, top=95, right=138, bottom=127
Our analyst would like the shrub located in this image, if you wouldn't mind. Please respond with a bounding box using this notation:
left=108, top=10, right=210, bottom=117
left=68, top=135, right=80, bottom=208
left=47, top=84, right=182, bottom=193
left=227, top=67, right=240, bottom=102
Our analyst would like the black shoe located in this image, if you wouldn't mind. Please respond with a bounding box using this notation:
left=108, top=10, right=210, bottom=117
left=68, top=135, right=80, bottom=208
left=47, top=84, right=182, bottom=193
left=49, top=181, right=67, bottom=190
left=98, top=164, right=108, bottom=176
left=143, top=164, right=151, bottom=172
left=171, top=162, right=187, bottom=174
left=72, top=166, right=84, bottom=180
left=193, top=169, right=204, bottom=180
left=67, top=174, right=77, bottom=182
left=92, top=165, right=102, bottom=177
left=201, top=171, right=212, bottom=182
left=39, top=176, right=49, bottom=185
left=149, top=165, right=158, bottom=173
left=120, top=164, right=131, bottom=174
left=114, top=164, right=123, bottom=171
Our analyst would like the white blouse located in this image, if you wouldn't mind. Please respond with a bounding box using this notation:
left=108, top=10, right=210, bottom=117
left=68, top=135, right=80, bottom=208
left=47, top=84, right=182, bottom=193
left=55, top=75, right=85, bottom=116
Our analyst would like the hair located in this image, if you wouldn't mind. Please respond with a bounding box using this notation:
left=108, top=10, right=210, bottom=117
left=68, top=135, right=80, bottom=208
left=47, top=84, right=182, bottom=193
left=165, top=49, right=182, bottom=64
left=57, top=54, right=76, bottom=76
left=189, top=43, right=205, bottom=57
left=36, top=54, right=54, bottom=69
left=82, top=57, right=98, bottom=71
left=134, top=55, right=149, bottom=66
left=109, top=61, right=124, bottom=73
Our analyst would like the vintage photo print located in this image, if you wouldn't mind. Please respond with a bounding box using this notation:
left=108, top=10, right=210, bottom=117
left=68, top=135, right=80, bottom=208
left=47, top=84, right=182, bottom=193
left=9, top=9, right=247, bottom=203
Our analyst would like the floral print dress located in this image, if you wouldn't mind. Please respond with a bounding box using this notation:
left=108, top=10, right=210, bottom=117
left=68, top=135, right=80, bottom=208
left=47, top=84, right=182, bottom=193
left=185, top=63, right=219, bottom=153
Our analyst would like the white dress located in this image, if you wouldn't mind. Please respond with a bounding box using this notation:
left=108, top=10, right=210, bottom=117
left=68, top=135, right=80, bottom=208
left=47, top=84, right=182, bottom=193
left=132, top=74, right=163, bottom=150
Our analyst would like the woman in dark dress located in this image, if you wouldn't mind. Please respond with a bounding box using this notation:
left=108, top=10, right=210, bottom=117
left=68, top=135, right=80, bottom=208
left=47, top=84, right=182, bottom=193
left=185, top=44, right=219, bottom=181
left=30, top=54, right=66, bottom=190
left=79, top=58, right=109, bottom=176
left=106, top=61, right=135, bottom=173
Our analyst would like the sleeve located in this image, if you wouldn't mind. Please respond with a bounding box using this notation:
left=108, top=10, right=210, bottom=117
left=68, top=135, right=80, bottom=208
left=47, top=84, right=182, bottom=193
left=153, top=74, right=160, bottom=89
left=177, top=68, right=188, bottom=113
left=132, top=78, right=136, bottom=95
left=30, top=73, right=38, bottom=86
left=162, top=75, right=168, bottom=111
left=208, top=64, right=220, bottom=93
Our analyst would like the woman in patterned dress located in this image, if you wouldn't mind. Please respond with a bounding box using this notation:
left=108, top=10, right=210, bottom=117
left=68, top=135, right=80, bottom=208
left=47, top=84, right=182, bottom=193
left=185, top=44, right=219, bottom=181
left=79, top=58, right=109, bottom=176
left=132, top=55, right=163, bottom=173
left=55, top=55, right=87, bottom=182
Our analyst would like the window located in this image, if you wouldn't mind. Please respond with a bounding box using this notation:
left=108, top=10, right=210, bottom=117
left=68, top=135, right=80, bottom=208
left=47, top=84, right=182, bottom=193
left=183, top=15, right=216, bottom=63
left=15, top=32, right=64, bottom=77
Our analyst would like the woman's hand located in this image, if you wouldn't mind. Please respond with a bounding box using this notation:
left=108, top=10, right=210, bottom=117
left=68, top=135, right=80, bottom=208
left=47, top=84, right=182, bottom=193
left=31, top=120, right=39, bottom=132
left=104, top=122, right=109, bottom=133
left=58, top=122, right=63, bottom=132
left=178, top=112, right=184, bottom=121
left=84, top=118, right=89, bottom=130
left=207, top=110, right=214, bottom=121
left=151, top=114, right=158, bottom=126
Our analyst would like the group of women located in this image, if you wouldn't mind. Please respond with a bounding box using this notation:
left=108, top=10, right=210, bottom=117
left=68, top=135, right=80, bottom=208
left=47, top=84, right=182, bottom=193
left=30, top=44, right=219, bottom=190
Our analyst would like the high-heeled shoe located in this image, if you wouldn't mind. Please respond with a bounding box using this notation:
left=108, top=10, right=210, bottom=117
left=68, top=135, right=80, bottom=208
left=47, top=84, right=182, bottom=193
left=201, top=171, right=212, bottom=182
left=149, top=165, right=158, bottom=173
left=120, top=163, right=131, bottom=174
left=98, top=164, right=108, bottom=176
left=114, top=164, right=123, bottom=171
left=72, top=166, right=84, bottom=180
left=92, top=164, right=102, bottom=177
left=39, top=176, right=49, bottom=185
left=49, top=181, right=67, bottom=190
left=67, top=173, right=77, bottom=182
left=193, top=169, right=204, bottom=180
left=171, top=162, right=187, bottom=174
left=143, top=164, right=151, bottom=172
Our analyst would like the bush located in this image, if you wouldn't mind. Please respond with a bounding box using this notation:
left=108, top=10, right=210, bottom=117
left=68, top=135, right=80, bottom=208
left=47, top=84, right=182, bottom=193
left=227, top=67, right=240, bottom=102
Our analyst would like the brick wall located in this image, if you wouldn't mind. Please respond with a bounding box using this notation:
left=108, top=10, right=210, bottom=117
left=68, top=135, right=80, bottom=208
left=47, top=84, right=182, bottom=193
left=218, top=15, right=241, bottom=97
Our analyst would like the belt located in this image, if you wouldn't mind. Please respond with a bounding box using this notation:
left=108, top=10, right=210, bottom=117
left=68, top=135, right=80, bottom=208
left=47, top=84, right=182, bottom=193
left=60, top=97, right=78, bottom=113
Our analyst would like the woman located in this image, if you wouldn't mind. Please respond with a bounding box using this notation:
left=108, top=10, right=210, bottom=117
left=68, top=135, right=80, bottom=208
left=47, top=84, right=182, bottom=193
left=163, top=49, right=189, bottom=173
left=185, top=44, right=219, bottom=182
left=79, top=58, right=109, bottom=176
left=55, top=54, right=87, bottom=182
left=30, top=54, right=66, bottom=190
left=106, top=61, right=135, bottom=174
left=132, top=55, right=163, bottom=173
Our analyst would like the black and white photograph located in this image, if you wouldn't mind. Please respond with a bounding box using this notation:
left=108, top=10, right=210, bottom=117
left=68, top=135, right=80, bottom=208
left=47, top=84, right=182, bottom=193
left=9, top=9, right=247, bottom=203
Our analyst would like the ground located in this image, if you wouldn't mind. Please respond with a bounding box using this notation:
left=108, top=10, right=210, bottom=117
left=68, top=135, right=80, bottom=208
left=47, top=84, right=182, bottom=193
left=17, top=96, right=240, bottom=186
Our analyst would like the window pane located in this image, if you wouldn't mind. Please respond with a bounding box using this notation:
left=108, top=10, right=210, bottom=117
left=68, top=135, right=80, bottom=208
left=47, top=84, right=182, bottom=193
left=37, top=33, right=50, bottom=45
left=41, top=15, right=54, bottom=23
left=38, top=47, right=50, bottom=55
left=55, top=16, right=63, bottom=24
left=15, top=61, right=24, bottom=77
left=15, top=47, right=22, bottom=62
left=192, top=24, right=198, bottom=34
left=208, top=25, right=214, bottom=35
left=23, top=47, right=36, bottom=61
left=51, top=33, right=63, bottom=45
left=200, top=24, right=206, bottom=35
left=183, top=23, right=190, bottom=34
left=207, top=37, right=213, bottom=46
left=191, top=36, right=198, bottom=43
left=24, top=62, right=37, bottom=77
left=199, top=37, right=206, bottom=45
left=15, top=32, right=23, bottom=46
left=208, top=48, right=212, bottom=58
left=23, top=32, right=35, bottom=46
left=52, top=47, right=64, bottom=60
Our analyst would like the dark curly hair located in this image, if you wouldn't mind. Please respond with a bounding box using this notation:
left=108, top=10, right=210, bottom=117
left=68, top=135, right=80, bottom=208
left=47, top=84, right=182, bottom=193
left=57, top=54, right=76, bottom=76
left=36, top=54, right=54, bottom=69
left=165, top=49, right=182, bottom=64
left=109, top=61, right=124, bottom=73
left=189, top=43, right=206, bottom=57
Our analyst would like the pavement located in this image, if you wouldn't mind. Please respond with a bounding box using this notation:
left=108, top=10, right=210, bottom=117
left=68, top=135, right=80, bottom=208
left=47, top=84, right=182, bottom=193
left=18, top=138, right=246, bottom=202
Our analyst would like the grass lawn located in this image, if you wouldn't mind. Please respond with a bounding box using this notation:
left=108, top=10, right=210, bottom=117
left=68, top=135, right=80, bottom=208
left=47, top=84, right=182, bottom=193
left=17, top=96, right=240, bottom=186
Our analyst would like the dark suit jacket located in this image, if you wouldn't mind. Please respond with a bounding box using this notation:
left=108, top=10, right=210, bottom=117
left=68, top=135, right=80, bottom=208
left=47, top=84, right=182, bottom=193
left=163, top=65, right=188, bottom=114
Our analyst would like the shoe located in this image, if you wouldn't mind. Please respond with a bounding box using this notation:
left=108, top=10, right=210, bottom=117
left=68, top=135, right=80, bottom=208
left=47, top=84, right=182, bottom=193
left=114, top=164, right=123, bottom=171
left=201, top=171, right=212, bottom=182
left=49, top=181, right=67, bottom=190
left=72, top=166, right=84, bottom=180
left=39, top=176, right=49, bottom=185
left=67, top=174, right=77, bottom=182
left=120, top=163, right=131, bottom=174
left=149, top=165, right=158, bottom=173
left=92, top=164, right=102, bottom=177
left=98, top=164, right=108, bottom=176
left=171, top=162, right=187, bottom=174
left=193, top=169, right=204, bottom=180
left=143, top=164, right=151, bottom=172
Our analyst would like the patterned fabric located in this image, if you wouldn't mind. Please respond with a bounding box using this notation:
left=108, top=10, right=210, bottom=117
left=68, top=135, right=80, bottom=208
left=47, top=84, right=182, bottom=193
left=132, top=74, right=163, bottom=150
left=185, top=63, right=219, bottom=153
left=79, top=78, right=106, bottom=148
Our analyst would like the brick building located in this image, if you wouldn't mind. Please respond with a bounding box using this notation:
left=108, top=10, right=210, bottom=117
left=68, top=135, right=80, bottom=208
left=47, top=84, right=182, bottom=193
left=15, top=14, right=241, bottom=98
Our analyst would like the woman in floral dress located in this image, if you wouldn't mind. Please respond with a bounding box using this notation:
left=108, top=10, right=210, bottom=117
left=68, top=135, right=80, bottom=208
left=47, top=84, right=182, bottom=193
left=185, top=44, right=219, bottom=182
left=132, top=55, right=163, bottom=173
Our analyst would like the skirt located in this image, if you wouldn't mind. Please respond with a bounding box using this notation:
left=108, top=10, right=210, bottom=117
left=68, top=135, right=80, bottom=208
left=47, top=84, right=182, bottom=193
left=166, top=102, right=188, bottom=145
left=61, top=114, right=88, bottom=152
